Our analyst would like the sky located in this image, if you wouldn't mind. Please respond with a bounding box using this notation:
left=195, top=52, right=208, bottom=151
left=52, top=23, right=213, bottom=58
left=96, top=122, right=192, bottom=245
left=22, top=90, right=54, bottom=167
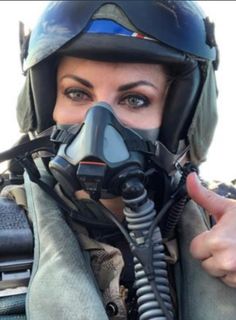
left=0, top=1, right=235, bottom=182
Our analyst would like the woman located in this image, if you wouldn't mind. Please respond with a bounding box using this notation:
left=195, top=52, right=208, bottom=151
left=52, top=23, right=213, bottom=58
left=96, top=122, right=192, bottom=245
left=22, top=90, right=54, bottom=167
left=1, top=1, right=236, bottom=319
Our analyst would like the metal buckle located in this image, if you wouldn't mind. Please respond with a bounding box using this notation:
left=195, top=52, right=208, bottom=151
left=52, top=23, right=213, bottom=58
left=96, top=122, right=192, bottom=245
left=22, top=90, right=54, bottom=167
left=0, top=258, right=33, bottom=296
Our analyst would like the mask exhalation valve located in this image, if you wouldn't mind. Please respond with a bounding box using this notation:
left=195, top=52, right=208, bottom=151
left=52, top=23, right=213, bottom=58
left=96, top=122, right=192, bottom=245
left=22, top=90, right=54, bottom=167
left=77, top=161, right=106, bottom=201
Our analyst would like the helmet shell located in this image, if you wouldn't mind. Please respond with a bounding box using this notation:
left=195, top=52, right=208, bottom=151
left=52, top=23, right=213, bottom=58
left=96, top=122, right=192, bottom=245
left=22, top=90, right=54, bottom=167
left=17, top=0, right=218, bottom=165
left=25, top=0, right=216, bottom=70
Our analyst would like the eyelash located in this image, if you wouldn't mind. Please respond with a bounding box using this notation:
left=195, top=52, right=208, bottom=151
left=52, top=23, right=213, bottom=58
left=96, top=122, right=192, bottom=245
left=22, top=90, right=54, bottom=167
left=120, top=94, right=150, bottom=109
left=63, top=88, right=150, bottom=109
left=64, top=88, right=92, bottom=102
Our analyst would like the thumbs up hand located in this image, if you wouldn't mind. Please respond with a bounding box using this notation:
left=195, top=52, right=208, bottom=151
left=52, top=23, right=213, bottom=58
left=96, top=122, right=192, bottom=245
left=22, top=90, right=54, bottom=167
left=186, top=172, right=236, bottom=287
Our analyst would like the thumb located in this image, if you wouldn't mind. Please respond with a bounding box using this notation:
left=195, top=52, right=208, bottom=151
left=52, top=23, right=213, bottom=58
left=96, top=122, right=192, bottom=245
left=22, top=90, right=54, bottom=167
left=186, top=172, right=234, bottom=222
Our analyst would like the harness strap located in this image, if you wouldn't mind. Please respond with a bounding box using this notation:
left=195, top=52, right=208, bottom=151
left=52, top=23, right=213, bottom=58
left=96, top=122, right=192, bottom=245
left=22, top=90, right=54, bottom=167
left=51, top=126, right=156, bottom=155
left=0, top=136, right=54, bottom=164
left=24, top=168, right=109, bottom=320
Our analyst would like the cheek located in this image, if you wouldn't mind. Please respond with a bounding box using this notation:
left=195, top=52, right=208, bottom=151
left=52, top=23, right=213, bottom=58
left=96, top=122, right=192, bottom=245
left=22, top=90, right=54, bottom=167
left=52, top=95, right=73, bottom=123
left=53, top=96, right=87, bottom=124
left=141, top=107, right=164, bottom=128
left=113, top=108, right=163, bottom=130
left=115, top=98, right=165, bottom=129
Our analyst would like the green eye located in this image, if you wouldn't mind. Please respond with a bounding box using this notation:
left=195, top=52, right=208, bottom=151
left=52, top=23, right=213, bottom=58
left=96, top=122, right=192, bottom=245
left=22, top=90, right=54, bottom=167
left=64, top=88, right=90, bottom=102
left=121, top=94, right=149, bottom=108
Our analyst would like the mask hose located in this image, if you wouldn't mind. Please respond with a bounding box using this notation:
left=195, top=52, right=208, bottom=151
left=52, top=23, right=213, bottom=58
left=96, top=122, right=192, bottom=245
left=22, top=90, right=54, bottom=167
left=162, top=163, right=198, bottom=239
left=121, top=177, right=174, bottom=320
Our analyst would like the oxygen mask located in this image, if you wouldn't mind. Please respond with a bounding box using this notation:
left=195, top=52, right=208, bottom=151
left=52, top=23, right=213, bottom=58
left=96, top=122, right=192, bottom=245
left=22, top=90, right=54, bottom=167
left=49, top=102, right=151, bottom=200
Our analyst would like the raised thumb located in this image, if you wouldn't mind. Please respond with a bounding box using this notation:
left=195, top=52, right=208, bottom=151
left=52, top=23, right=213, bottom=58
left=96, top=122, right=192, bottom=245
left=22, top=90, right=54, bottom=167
left=186, top=172, right=233, bottom=222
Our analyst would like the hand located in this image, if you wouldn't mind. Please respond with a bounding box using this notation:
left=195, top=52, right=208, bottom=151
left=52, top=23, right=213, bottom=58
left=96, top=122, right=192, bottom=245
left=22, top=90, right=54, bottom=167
left=186, top=172, right=236, bottom=287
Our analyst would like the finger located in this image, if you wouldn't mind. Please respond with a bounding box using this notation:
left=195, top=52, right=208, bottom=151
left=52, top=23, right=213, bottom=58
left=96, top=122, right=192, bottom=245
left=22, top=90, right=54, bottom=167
left=201, top=258, right=236, bottom=287
left=190, top=231, right=212, bottom=260
left=221, top=273, right=236, bottom=288
left=201, top=256, right=226, bottom=278
left=186, top=172, right=236, bottom=221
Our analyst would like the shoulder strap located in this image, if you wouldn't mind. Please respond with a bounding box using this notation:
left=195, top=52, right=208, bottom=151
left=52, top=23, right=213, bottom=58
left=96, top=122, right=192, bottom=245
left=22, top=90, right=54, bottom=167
left=24, top=169, right=108, bottom=320
left=0, top=196, right=33, bottom=297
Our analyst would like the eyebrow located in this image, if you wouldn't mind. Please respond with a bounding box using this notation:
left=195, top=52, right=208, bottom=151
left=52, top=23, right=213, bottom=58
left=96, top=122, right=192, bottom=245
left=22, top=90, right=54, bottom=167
left=118, top=80, right=158, bottom=91
left=60, top=75, right=157, bottom=91
left=60, top=75, right=93, bottom=88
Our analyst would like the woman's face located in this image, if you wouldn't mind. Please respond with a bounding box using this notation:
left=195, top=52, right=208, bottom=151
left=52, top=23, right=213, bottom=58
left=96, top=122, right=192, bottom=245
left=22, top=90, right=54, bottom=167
left=53, top=57, right=170, bottom=219
left=53, top=57, right=169, bottom=129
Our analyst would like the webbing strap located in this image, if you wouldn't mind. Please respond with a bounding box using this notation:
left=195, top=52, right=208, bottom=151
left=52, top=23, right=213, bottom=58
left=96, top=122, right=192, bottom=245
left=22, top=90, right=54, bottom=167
left=24, top=171, right=108, bottom=320
left=51, top=125, right=156, bottom=155
left=0, top=137, right=54, bottom=164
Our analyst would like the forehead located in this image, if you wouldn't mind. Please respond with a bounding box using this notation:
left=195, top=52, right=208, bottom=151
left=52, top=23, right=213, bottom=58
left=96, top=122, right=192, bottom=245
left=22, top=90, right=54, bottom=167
left=57, top=56, right=167, bottom=79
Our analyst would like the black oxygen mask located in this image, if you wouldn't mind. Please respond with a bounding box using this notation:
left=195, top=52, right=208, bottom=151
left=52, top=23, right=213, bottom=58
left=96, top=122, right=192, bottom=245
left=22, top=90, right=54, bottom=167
left=49, top=102, right=148, bottom=200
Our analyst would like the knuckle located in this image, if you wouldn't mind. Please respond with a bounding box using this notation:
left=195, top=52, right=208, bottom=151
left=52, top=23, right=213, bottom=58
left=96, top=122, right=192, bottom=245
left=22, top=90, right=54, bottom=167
left=190, top=231, right=210, bottom=259
left=207, top=233, right=223, bottom=251
left=220, top=256, right=236, bottom=272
